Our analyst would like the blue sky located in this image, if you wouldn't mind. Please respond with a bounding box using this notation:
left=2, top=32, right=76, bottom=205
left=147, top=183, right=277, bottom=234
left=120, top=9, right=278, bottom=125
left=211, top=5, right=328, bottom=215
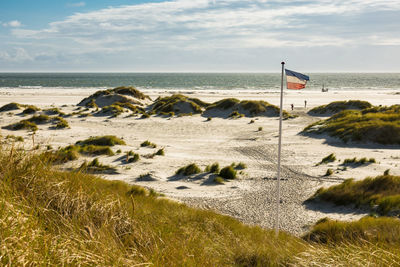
left=1, top=0, right=400, bottom=72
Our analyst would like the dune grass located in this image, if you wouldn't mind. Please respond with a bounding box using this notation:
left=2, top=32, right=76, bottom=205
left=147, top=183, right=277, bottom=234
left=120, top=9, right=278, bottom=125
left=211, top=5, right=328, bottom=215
left=53, top=116, right=70, bottom=129
left=0, top=102, right=23, bottom=112
left=5, top=135, right=24, bottom=142
left=176, top=163, right=202, bottom=176
left=205, top=162, right=220, bottom=173
left=1, top=140, right=400, bottom=265
left=318, top=153, right=336, bottom=165
left=22, top=105, right=40, bottom=114
left=309, top=174, right=400, bottom=215
left=343, top=157, right=376, bottom=165
left=303, top=105, right=400, bottom=145
left=219, top=166, right=237, bottom=180
left=308, top=100, right=373, bottom=115
left=152, top=94, right=206, bottom=115
left=79, top=158, right=117, bottom=174
left=141, top=140, right=157, bottom=148
left=76, top=135, right=126, bottom=146
left=3, top=120, right=38, bottom=131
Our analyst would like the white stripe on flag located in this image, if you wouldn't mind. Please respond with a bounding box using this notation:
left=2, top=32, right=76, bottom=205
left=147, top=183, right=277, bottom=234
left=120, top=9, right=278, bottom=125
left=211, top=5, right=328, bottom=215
left=286, top=75, right=306, bottom=85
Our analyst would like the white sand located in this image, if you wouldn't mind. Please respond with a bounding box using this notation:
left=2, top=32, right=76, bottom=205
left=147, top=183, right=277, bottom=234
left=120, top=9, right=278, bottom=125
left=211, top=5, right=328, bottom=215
left=1, top=88, right=399, bottom=235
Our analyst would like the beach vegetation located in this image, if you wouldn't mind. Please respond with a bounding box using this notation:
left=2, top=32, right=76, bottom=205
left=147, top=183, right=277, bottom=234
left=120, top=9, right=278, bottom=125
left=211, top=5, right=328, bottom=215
left=235, top=162, right=247, bottom=170
left=325, top=168, right=333, bottom=176
left=205, top=162, right=220, bottom=173
left=53, top=116, right=70, bottom=129
left=100, top=104, right=124, bottom=117
left=0, top=102, right=23, bottom=112
left=22, top=105, right=40, bottom=114
left=343, top=157, right=376, bottom=165
left=3, top=120, right=38, bottom=131
left=309, top=174, right=400, bottom=215
left=177, top=112, right=193, bottom=117
left=127, top=153, right=140, bottom=163
left=26, top=114, right=51, bottom=124
left=303, top=105, right=400, bottom=145
left=141, top=140, right=157, bottom=148
left=176, top=163, right=202, bottom=176
left=303, top=216, right=400, bottom=245
left=155, top=148, right=165, bottom=156
left=1, top=140, right=400, bottom=265
left=78, top=158, right=117, bottom=174
left=308, top=100, right=373, bottom=115
left=318, top=153, right=336, bottom=165
left=76, top=135, right=126, bottom=146
left=214, top=176, right=225, bottom=184
left=207, top=117, right=212, bottom=121
left=141, top=112, right=150, bottom=119
left=229, top=110, right=244, bottom=118
left=249, top=119, right=255, bottom=124
left=5, top=135, right=24, bottom=142
left=219, top=166, right=237, bottom=180
left=258, top=126, right=263, bottom=131
left=384, top=169, right=390, bottom=175
left=86, top=99, right=98, bottom=108
left=44, top=107, right=65, bottom=116
left=152, top=94, right=205, bottom=115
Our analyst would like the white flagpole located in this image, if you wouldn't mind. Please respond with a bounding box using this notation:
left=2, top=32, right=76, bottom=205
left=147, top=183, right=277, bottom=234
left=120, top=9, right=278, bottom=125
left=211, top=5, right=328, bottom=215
left=275, top=61, right=285, bottom=235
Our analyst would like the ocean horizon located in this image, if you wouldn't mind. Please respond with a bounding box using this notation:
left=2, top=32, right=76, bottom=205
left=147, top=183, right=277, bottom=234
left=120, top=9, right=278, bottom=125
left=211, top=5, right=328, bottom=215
left=1, top=72, right=400, bottom=91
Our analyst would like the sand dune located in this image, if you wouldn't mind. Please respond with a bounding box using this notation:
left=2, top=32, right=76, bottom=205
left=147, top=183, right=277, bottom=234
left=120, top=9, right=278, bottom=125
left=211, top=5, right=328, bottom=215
left=0, top=88, right=399, bottom=235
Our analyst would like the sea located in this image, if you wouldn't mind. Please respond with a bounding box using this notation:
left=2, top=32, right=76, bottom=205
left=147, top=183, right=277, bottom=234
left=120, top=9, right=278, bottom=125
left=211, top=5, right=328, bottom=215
left=1, top=73, right=400, bottom=92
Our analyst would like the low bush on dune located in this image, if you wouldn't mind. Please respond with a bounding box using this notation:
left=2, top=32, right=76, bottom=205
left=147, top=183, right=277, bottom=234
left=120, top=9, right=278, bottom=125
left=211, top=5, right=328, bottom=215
left=343, top=157, right=376, bottom=165
left=205, top=162, right=220, bottom=173
left=308, top=100, right=373, bottom=115
left=141, top=140, right=157, bottom=148
left=2, top=120, right=38, bottom=131
left=309, top=174, right=400, bottom=215
left=78, top=158, right=117, bottom=174
left=22, top=105, right=40, bottom=114
left=303, top=105, right=400, bottom=145
left=152, top=94, right=207, bottom=115
left=318, top=153, right=336, bottom=165
left=176, top=163, right=202, bottom=176
left=76, top=135, right=126, bottom=146
left=219, top=166, right=237, bottom=180
left=0, top=102, right=23, bottom=112
left=1, top=139, right=400, bottom=266
left=53, top=116, right=70, bottom=129
left=304, top=216, right=400, bottom=245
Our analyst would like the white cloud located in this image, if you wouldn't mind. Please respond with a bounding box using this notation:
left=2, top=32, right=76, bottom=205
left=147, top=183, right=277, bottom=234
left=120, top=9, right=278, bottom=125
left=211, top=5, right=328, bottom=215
left=0, top=48, right=33, bottom=62
left=3, top=20, right=22, bottom=27
left=4, top=0, right=400, bottom=70
left=67, top=2, right=86, bottom=7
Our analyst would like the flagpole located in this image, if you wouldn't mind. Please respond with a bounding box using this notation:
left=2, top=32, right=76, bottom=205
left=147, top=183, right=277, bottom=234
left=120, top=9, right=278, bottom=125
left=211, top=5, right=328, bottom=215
left=275, top=61, right=285, bottom=235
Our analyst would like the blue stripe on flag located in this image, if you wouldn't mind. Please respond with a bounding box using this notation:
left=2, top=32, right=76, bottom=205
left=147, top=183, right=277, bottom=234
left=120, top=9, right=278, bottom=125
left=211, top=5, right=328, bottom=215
left=285, top=69, right=309, bottom=81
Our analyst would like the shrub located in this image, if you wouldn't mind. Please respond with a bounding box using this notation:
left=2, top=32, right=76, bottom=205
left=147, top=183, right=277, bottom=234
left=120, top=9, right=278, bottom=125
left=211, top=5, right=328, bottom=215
left=319, top=153, right=336, bottom=165
left=3, top=120, right=38, bottom=131
left=53, top=117, right=69, bottom=129
left=0, top=102, right=22, bottom=112
left=22, top=105, right=40, bottom=114
left=76, top=136, right=126, bottom=146
left=155, top=148, right=165, bottom=156
left=141, top=140, right=157, bottom=148
left=176, top=163, right=201, bottom=176
left=219, top=166, right=237, bottom=180
left=214, top=176, right=225, bottom=184
left=303, top=105, right=400, bottom=145
left=309, top=174, right=400, bottom=215
left=235, top=162, right=247, bottom=170
left=325, top=168, right=333, bottom=176
left=308, top=100, right=373, bottom=115
left=205, top=162, right=220, bottom=173
left=127, top=153, right=140, bottom=163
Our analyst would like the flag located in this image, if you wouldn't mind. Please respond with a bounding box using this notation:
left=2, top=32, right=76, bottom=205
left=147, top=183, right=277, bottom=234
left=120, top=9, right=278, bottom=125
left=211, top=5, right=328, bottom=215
left=285, top=69, right=309, bottom=90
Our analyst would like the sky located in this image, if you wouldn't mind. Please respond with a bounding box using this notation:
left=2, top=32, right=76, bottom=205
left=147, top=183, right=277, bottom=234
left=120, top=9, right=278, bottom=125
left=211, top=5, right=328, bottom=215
left=1, top=0, right=400, bottom=72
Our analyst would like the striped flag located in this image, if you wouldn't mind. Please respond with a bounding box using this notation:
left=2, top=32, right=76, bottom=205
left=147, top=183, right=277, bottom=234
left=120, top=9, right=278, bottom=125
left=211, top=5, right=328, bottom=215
left=285, top=69, right=309, bottom=90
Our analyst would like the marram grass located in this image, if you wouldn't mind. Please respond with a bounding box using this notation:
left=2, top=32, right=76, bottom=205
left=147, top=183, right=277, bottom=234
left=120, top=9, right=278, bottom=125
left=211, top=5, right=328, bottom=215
left=1, top=140, right=400, bottom=266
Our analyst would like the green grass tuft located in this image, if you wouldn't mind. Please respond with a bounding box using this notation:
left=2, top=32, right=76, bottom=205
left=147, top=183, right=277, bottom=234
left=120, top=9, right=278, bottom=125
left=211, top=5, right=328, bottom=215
left=0, top=102, right=22, bottom=112
left=308, top=100, right=373, bottom=115
left=176, top=163, right=202, bottom=176
left=310, top=174, right=400, bottom=215
left=76, top=135, right=126, bottom=146
left=141, top=140, right=157, bottom=148
left=318, top=153, right=336, bottom=165
left=22, top=105, right=40, bottom=114
left=219, top=166, right=237, bottom=179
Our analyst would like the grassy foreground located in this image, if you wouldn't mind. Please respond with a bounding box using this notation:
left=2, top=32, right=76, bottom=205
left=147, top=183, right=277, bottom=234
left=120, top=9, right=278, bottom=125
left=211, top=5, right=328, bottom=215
left=1, top=142, right=400, bottom=265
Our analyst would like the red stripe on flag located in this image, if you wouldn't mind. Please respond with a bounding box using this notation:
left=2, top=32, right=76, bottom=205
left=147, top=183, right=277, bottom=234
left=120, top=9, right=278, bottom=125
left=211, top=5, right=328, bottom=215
left=287, top=82, right=306, bottom=90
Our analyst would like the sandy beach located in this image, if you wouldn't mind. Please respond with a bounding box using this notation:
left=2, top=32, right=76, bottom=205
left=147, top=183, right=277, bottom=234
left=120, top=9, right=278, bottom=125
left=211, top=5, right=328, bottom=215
left=1, top=88, right=399, bottom=236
